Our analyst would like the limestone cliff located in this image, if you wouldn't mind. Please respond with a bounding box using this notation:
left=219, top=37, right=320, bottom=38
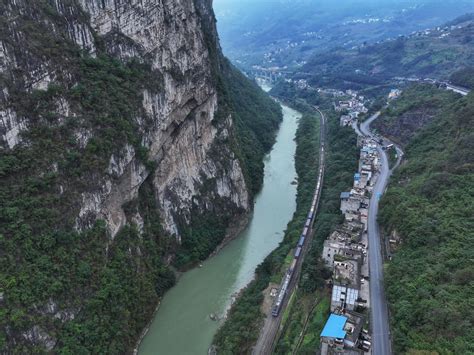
left=0, top=0, right=280, bottom=352
left=1, top=0, right=248, bottom=237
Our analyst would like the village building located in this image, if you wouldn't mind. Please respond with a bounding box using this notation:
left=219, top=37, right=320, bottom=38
left=388, top=89, right=402, bottom=99
left=340, top=115, right=352, bottom=126
left=340, top=191, right=361, bottom=214
left=320, top=311, right=367, bottom=353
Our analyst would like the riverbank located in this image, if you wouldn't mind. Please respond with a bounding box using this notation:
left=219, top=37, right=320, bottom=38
left=137, top=103, right=300, bottom=355
left=212, top=103, right=322, bottom=353
left=275, top=104, right=360, bottom=352
left=133, top=211, right=250, bottom=353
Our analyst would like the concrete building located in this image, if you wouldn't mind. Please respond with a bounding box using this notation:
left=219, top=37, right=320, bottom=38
left=331, top=285, right=359, bottom=311
left=323, top=239, right=346, bottom=266
left=320, top=311, right=367, bottom=353
left=340, top=115, right=352, bottom=126
left=388, top=89, right=402, bottom=99
left=333, top=259, right=360, bottom=288
left=339, top=222, right=363, bottom=243
left=340, top=192, right=361, bottom=214
left=321, top=313, right=348, bottom=352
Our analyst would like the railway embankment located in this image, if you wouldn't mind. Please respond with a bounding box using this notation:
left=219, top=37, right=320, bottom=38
left=213, top=102, right=322, bottom=354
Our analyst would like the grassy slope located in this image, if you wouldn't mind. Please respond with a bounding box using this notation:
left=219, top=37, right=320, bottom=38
left=379, top=92, right=474, bottom=353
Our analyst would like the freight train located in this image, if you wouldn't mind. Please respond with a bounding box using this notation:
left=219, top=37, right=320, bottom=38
left=271, top=162, right=325, bottom=317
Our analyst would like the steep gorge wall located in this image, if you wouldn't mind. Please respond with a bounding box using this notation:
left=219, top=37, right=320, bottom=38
left=0, top=0, right=277, bottom=352
left=1, top=0, right=248, bottom=237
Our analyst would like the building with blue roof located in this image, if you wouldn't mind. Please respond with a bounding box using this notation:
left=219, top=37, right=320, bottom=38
left=320, top=311, right=366, bottom=352
left=320, top=313, right=347, bottom=339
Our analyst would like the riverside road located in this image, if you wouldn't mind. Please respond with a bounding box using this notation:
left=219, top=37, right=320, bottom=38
left=357, top=112, right=402, bottom=355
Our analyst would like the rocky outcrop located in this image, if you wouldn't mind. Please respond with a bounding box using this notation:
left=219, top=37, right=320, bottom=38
left=0, top=0, right=255, bottom=352
left=0, top=0, right=248, bottom=237
left=373, top=106, right=440, bottom=146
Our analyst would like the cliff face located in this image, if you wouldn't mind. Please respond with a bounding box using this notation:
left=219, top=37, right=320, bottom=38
left=1, top=0, right=247, bottom=237
left=0, top=0, right=279, bottom=352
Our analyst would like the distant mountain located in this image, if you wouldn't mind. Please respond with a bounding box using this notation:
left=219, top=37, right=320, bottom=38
left=214, top=0, right=474, bottom=70
left=300, top=15, right=474, bottom=90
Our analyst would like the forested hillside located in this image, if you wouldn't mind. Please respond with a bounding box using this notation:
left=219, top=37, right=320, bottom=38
left=301, top=16, right=474, bottom=90
left=379, top=91, right=474, bottom=353
left=372, top=84, right=459, bottom=145
left=215, top=0, right=474, bottom=71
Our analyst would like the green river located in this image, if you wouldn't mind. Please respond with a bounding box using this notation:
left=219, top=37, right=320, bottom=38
left=139, top=97, right=300, bottom=355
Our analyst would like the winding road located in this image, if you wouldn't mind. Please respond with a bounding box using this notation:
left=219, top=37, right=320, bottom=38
left=355, top=112, right=403, bottom=355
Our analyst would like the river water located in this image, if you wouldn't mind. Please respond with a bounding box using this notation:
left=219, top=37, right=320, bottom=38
left=139, top=97, right=300, bottom=355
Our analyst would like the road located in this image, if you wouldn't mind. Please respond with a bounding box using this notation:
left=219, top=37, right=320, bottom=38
left=355, top=112, right=402, bottom=355
left=252, top=106, right=327, bottom=355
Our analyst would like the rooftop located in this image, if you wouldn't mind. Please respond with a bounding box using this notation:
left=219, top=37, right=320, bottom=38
left=321, top=314, right=348, bottom=339
left=334, top=259, right=360, bottom=287
left=340, top=192, right=351, bottom=199
left=332, top=285, right=359, bottom=307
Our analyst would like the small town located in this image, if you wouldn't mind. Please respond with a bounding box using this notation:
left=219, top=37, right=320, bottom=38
left=319, top=133, right=379, bottom=354
left=317, top=86, right=406, bottom=354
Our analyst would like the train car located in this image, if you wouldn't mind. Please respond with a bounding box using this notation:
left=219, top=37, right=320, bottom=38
left=298, top=235, right=305, bottom=247
left=303, top=227, right=308, bottom=236
left=304, top=219, right=311, bottom=228
left=271, top=273, right=292, bottom=317
left=294, top=246, right=302, bottom=258
left=271, top=305, right=280, bottom=317
left=307, top=211, right=313, bottom=220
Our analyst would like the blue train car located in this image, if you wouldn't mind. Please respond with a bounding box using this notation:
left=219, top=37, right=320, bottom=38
left=307, top=211, right=313, bottom=220
left=298, top=236, right=305, bottom=247
left=304, top=219, right=311, bottom=228
left=295, top=246, right=302, bottom=258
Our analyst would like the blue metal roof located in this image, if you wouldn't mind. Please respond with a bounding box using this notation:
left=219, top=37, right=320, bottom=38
left=320, top=314, right=347, bottom=339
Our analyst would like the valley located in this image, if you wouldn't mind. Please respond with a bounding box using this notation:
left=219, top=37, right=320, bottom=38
left=1, top=1, right=473, bottom=354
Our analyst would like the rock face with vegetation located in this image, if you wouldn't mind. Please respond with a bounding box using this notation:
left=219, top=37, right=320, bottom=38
left=372, top=84, right=460, bottom=146
left=0, top=0, right=281, bottom=352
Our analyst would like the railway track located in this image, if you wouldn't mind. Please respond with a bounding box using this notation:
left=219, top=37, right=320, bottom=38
left=253, top=106, right=327, bottom=355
